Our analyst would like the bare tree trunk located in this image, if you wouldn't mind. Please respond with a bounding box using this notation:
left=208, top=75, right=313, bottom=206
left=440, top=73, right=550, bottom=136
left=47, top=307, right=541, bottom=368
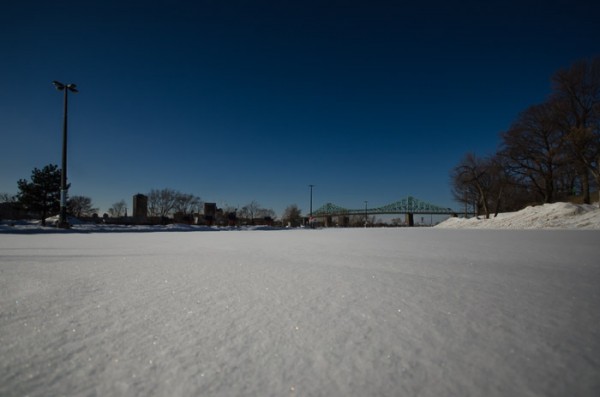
left=493, top=186, right=504, bottom=217
left=477, top=187, right=490, bottom=219
left=581, top=170, right=591, bottom=204
left=592, top=160, right=600, bottom=207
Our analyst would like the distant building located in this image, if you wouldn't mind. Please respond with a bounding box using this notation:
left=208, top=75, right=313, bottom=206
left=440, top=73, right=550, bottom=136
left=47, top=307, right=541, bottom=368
left=133, top=194, right=148, bottom=219
left=204, top=202, right=217, bottom=225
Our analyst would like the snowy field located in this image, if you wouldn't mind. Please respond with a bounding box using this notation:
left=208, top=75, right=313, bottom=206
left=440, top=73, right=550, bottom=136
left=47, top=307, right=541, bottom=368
left=1, top=208, right=600, bottom=396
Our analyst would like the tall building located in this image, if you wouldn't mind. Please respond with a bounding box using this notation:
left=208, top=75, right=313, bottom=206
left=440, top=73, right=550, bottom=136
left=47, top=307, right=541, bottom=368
left=133, top=194, right=148, bottom=219
left=204, top=202, right=216, bottom=226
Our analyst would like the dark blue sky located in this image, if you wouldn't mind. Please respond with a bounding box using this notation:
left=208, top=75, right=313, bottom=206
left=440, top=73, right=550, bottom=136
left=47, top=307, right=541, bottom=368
left=2, top=0, right=599, bottom=216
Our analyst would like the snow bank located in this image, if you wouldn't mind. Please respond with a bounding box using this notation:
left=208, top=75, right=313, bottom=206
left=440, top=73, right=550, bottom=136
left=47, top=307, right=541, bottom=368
left=437, top=202, right=600, bottom=229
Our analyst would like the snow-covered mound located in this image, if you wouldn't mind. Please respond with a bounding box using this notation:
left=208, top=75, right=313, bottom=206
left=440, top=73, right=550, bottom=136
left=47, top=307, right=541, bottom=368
left=437, top=202, right=600, bottom=229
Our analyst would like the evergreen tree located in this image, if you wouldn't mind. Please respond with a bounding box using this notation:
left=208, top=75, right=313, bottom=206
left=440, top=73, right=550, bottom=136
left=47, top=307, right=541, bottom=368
left=17, top=164, right=63, bottom=225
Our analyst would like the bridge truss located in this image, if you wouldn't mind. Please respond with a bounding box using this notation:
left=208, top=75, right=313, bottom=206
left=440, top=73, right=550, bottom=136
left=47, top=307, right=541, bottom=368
left=311, top=196, right=455, bottom=217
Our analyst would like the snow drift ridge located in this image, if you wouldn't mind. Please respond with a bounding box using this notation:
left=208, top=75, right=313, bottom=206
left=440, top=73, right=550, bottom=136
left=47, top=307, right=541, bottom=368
left=436, top=202, right=600, bottom=229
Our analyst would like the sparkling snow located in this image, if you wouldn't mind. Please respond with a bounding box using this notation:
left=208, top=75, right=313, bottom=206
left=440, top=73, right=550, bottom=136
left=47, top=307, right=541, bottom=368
left=1, top=207, right=600, bottom=396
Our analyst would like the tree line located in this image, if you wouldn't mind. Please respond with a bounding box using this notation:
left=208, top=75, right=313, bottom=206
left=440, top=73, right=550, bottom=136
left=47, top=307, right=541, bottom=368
left=106, top=188, right=204, bottom=218
left=1, top=166, right=306, bottom=226
left=0, top=164, right=99, bottom=225
left=452, top=57, right=600, bottom=218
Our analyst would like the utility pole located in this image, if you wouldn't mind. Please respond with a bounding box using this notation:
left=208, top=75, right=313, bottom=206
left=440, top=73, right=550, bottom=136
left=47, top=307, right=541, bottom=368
left=309, top=184, right=315, bottom=228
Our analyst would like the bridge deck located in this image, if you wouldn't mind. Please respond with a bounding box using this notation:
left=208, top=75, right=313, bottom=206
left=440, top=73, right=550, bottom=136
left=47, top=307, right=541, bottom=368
left=311, top=196, right=456, bottom=216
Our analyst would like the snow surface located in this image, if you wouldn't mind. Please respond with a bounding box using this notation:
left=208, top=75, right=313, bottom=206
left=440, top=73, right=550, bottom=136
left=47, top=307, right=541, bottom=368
left=437, top=202, right=600, bottom=230
left=1, top=225, right=599, bottom=397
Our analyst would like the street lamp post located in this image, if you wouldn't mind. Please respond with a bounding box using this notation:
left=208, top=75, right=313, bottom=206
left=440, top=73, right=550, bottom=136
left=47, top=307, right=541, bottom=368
left=309, top=184, right=314, bottom=228
left=52, top=81, right=78, bottom=229
left=364, top=200, right=368, bottom=228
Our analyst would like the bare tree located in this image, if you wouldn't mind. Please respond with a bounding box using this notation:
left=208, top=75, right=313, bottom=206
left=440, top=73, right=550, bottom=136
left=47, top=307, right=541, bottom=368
left=0, top=193, right=19, bottom=221
left=451, top=58, right=600, bottom=211
left=1, top=193, right=16, bottom=203
left=68, top=195, right=99, bottom=217
left=451, top=153, right=499, bottom=218
left=451, top=171, right=479, bottom=217
left=349, top=214, right=370, bottom=227
left=239, top=200, right=261, bottom=224
left=282, top=204, right=302, bottom=226
left=173, top=193, right=202, bottom=215
left=390, top=217, right=404, bottom=226
left=551, top=57, right=600, bottom=204
left=147, top=188, right=178, bottom=217
left=147, top=189, right=203, bottom=218
left=256, top=208, right=276, bottom=220
left=500, top=101, right=567, bottom=204
left=108, top=200, right=127, bottom=218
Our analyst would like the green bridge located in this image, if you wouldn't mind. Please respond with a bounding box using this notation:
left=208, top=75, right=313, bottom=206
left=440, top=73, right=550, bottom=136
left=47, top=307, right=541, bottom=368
left=310, top=196, right=457, bottom=226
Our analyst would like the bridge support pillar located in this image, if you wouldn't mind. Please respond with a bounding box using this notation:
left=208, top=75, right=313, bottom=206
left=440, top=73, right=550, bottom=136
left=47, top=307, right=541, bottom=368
left=405, top=213, right=414, bottom=227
